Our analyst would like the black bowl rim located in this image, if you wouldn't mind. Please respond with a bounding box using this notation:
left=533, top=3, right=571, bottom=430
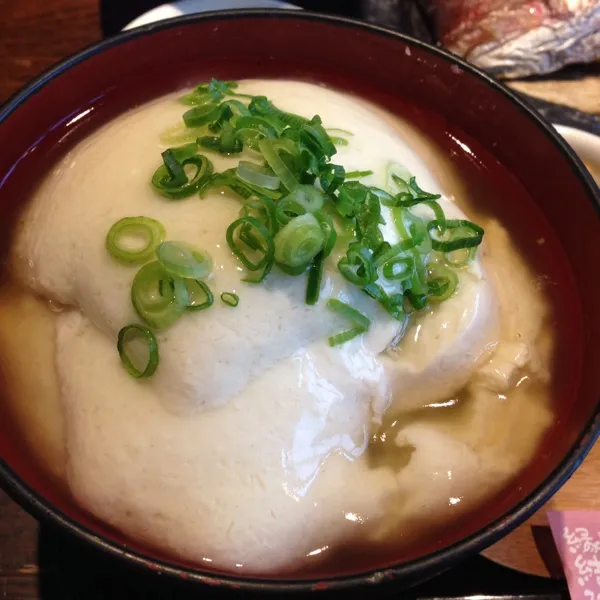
left=1, top=8, right=599, bottom=594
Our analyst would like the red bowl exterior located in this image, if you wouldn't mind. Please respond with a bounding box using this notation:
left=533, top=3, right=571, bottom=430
left=0, top=10, right=599, bottom=593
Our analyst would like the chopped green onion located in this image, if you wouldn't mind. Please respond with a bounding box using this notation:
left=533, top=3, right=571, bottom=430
left=239, top=196, right=279, bottom=236
left=131, top=261, right=188, bottom=329
left=327, top=298, right=371, bottom=330
left=182, top=103, right=221, bottom=128
left=345, top=170, right=374, bottom=179
left=314, top=211, right=337, bottom=257
left=274, top=213, right=324, bottom=268
left=445, top=247, right=476, bottom=268
left=277, top=262, right=309, bottom=276
left=382, top=256, right=414, bottom=281
left=372, top=240, right=418, bottom=268
left=198, top=135, right=243, bottom=155
left=237, top=161, right=280, bottom=190
left=156, top=241, right=213, bottom=280
left=226, top=216, right=274, bottom=283
left=386, top=163, right=412, bottom=193
left=235, top=115, right=283, bottom=137
left=220, top=99, right=251, bottom=118
left=427, top=264, right=459, bottom=301
left=338, top=243, right=375, bottom=287
left=326, top=298, right=370, bottom=346
left=329, top=137, right=349, bottom=147
left=328, top=327, right=364, bottom=347
left=300, top=118, right=337, bottom=160
left=319, top=164, right=345, bottom=194
left=427, top=219, right=484, bottom=252
left=249, top=96, right=308, bottom=129
left=117, top=324, right=159, bottom=378
left=404, top=290, right=428, bottom=312
left=400, top=209, right=430, bottom=252
left=370, top=187, right=395, bottom=205
left=259, top=138, right=298, bottom=192
left=305, top=252, right=325, bottom=305
left=335, top=181, right=368, bottom=218
left=185, top=279, right=214, bottom=311
left=152, top=146, right=213, bottom=199
left=356, top=190, right=384, bottom=250
left=178, top=79, right=239, bottom=105
left=443, top=225, right=480, bottom=266
left=276, top=185, right=325, bottom=224
left=106, top=217, right=165, bottom=265
left=408, top=176, right=442, bottom=200
left=220, top=292, right=239, bottom=307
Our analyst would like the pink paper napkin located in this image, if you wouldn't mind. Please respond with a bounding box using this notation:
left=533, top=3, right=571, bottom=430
left=548, top=511, right=600, bottom=600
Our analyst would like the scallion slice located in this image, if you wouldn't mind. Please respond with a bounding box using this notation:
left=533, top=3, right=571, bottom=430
left=131, top=261, right=188, bottom=329
left=382, top=256, right=414, bottom=281
left=236, top=161, right=280, bottom=191
left=259, top=138, right=298, bottom=192
left=182, top=103, right=221, bottom=128
left=152, top=146, right=213, bottom=200
left=427, top=264, right=459, bottom=302
left=319, top=164, right=345, bottom=194
left=338, top=243, right=375, bottom=287
left=314, top=211, right=337, bottom=257
left=276, top=185, right=325, bottom=225
left=328, top=327, right=364, bottom=347
left=386, top=163, right=412, bottom=194
left=106, top=217, right=165, bottom=265
left=445, top=247, right=476, bottom=268
left=220, top=292, right=239, bottom=307
left=117, top=324, right=159, bottom=378
left=305, top=252, right=324, bottom=305
left=427, top=219, right=484, bottom=252
left=185, top=279, right=214, bottom=311
left=327, top=298, right=371, bottom=330
left=156, top=241, right=213, bottom=280
left=226, top=216, right=274, bottom=283
left=345, top=170, right=374, bottom=179
left=326, top=298, right=370, bottom=346
left=329, top=137, right=349, bottom=147
left=274, top=213, right=324, bottom=268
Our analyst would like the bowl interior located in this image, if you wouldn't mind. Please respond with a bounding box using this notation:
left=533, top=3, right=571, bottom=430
left=0, top=11, right=599, bottom=586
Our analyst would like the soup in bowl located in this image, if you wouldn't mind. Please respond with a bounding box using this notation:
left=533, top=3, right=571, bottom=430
left=0, top=10, right=599, bottom=592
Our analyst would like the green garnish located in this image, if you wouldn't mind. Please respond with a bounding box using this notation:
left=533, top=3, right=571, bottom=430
left=151, top=144, right=213, bottom=199
left=106, top=217, right=165, bottom=265
left=236, top=161, right=280, bottom=191
left=131, top=261, right=188, bottom=329
left=156, top=241, right=213, bottom=280
left=136, top=78, right=487, bottom=353
left=185, top=280, right=214, bottom=311
left=117, top=324, right=159, bottom=378
left=427, top=219, right=484, bottom=252
left=220, top=292, right=239, bottom=307
left=274, top=214, right=324, bottom=268
left=226, top=216, right=274, bottom=283
left=276, top=185, right=324, bottom=225
left=345, top=170, right=374, bottom=179
left=327, top=298, right=371, bottom=346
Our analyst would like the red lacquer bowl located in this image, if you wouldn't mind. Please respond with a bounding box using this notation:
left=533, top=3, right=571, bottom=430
left=0, top=10, right=599, bottom=594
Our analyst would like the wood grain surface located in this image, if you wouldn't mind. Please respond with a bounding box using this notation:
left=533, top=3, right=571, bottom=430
left=0, top=0, right=598, bottom=597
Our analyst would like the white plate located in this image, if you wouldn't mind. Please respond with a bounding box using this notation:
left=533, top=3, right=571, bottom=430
left=554, top=124, right=600, bottom=184
left=124, top=0, right=299, bottom=30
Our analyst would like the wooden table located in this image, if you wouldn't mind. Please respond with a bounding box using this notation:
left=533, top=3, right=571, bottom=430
left=0, top=0, right=599, bottom=597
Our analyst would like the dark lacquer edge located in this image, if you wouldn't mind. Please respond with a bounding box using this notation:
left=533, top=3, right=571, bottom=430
left=1, top=9, right=599, bottom=595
